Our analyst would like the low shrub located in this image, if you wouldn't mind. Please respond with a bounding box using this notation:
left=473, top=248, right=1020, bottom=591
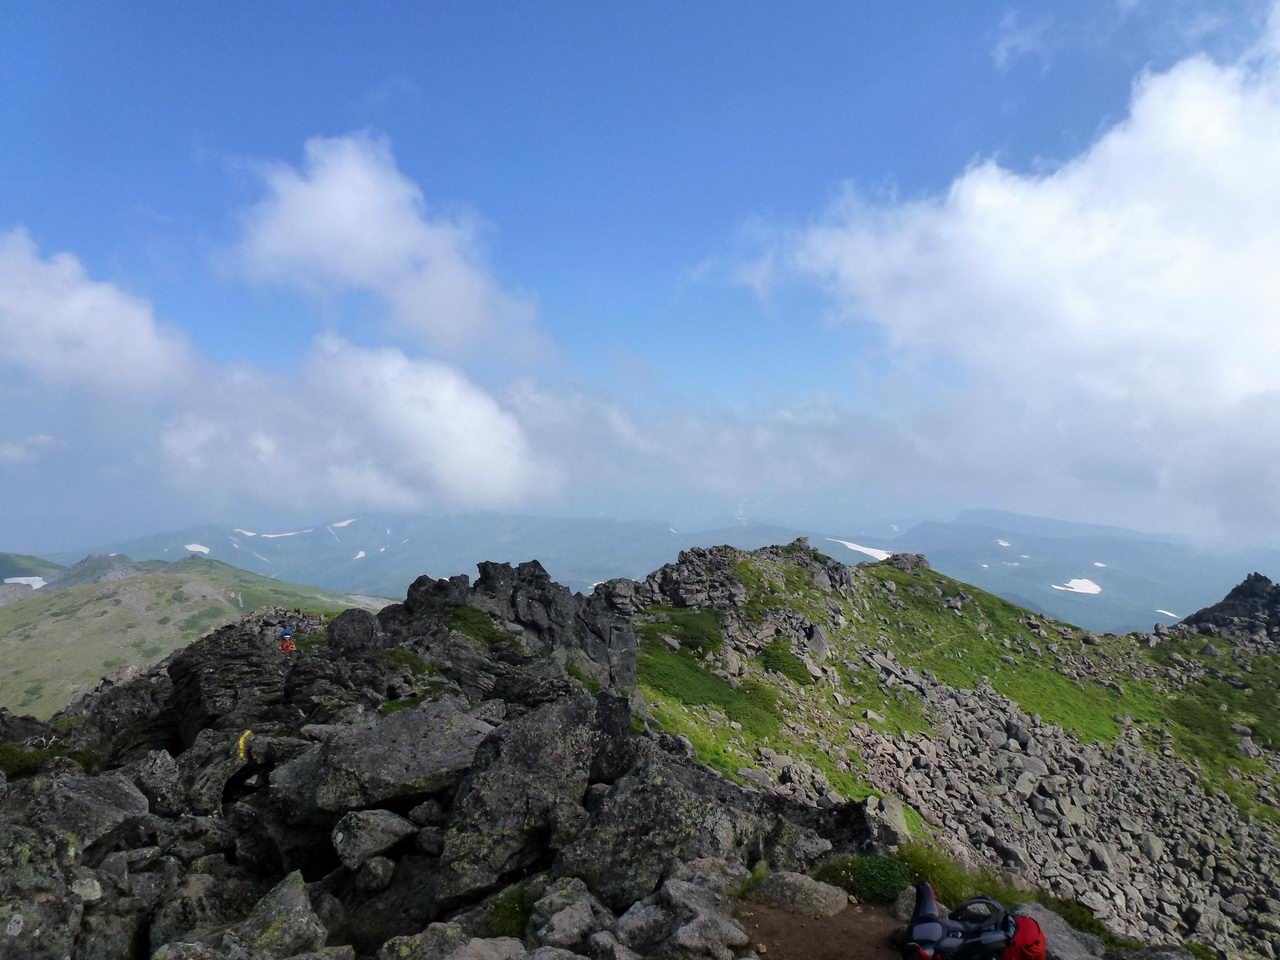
left=813, top=855, right=910, bottom=904
left=757, top=637, right=814, bottom=686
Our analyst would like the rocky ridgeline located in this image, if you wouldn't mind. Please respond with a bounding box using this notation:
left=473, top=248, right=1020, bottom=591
left=0, top=561, right=869, bottom=960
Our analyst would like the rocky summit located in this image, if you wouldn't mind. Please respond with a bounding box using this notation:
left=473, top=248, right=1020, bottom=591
left=0, top=543, right=1276, bottom=960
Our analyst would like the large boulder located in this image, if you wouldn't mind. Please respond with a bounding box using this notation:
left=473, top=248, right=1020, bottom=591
left=529, top=878, right=614, bottom=951
left=436, top=694, right=631, bottom=905
left=744, top=872, right=847, bottom=917
left=271, top=697, right=496, bottom=816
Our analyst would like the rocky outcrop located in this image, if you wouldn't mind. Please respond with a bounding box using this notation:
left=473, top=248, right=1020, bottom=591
left=1183, top=572, right=1280, bottom=650
left=0, top=562, right=867, bottom=960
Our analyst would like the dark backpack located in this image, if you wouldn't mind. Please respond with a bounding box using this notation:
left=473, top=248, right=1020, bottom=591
left=902, top=882, right=1045, bottom=960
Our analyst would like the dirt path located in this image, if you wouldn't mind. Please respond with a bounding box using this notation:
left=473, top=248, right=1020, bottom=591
left=736, top=901, right=902, bottom=960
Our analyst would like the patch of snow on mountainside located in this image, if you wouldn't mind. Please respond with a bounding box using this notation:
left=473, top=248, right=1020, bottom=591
left=261, top=529, right=313, bottom=538
left=996, top=539, right=1011, bottom=547
left=4, top=577, right=46, bottom=589
left=332, top=518, right=356, bottom=527
left=825, top=538, right=891, bottom=561
left=1156, top=609, right=1181, bottom=619
left=1093, top=562, right=1107, bottom=568
left=184, top=543, right=210, bottom=554
left=233, top=528, right=257, bottom=536
left=1052, top=578, right=1102, bottom=594
left=353, top=551, right=366, bottom=560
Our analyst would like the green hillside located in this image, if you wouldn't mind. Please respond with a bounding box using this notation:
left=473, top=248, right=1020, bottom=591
left=0, top=552, right=64, bottom=580
left=0, top=556, right=384, bottom=718
left=635, top=545, right=1280, bottom=821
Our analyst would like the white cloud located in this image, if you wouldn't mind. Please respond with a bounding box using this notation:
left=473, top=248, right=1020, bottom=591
left=235, top=132, right=541, bottom=355
left=0, top=434, right=60, bottom=465
left=160, top=337, right=547, bottom=511
left=0, top=229, right=189, bottom=391
left=762, top=27, right=1280, bottom=535
left=991, top=11, right=1053, bottom=71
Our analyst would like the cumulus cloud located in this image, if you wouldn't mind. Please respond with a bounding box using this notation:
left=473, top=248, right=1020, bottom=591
left=160, top=337, right=547, bottom=512
left=235, top=132, right=541, bottom=355
left=0, top=229, right=189, bottom=391
left=760, top=26, right=1280, bottom=534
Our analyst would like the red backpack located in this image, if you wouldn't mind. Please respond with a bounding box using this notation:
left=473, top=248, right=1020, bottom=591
left=1005, top=915, right=1046, bottom=960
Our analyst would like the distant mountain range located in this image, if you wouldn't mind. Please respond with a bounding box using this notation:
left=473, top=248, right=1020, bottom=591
left=20, top=509, right=1280, bottom=634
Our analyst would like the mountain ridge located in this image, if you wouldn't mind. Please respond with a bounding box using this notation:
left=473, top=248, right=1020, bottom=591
left=0, top=541, right=1275, bottom=957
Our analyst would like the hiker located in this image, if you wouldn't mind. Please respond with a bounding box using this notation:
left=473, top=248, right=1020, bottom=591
left=900, top=881, right=1044, bottom=959
left=277, top=626, right=296, bottom=653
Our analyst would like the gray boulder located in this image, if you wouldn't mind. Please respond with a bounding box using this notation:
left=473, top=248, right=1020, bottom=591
left=272, top=697, right=496, bottom=815
left=443, top=938, right=526, bottom=960
left=530, top=877, right=614, bottom=951
left=328, top=609, right=387, bottom=653
left=332, top=809, right=418, bottom=870
left=744, top=872, right=847, bottom=917
left=437, top=694, right=629, bottom=905
left=224, top=870, right=328, bottom=957
left=377, top=922, right=470, bottom=960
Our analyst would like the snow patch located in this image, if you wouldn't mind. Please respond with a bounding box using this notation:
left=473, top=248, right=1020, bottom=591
left=980, top=563, right=989, bottom=569
left=826, top=538, right=891, bottom=561
left=996, top=539, right=1011, bottom=547
left=379, top=546, right=386, bottom=552
left=4, top=576, right=46, bottom=589
left=332, top=518, right=357, bottom=528
left=353, top=550, right=366, bottom=560
left=1093, top=562, right=1107, bottom=568
left=233, top=528, right=257, bottom=537
left=1052, top=578, right=1103, bottom=595
left=261, top=529, right=313, bottom=539
left=185, top=543, right=210, bottom=554
left=326, top=526, right=341, bottom=542
left=1156, top=609, right=1181, bottom=619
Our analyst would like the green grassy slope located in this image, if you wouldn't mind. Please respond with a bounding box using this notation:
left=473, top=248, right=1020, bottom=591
left=0, top=552, right=64, bottom=580
left=635, top=547, right=1279, bottom=821
left=0, top=557, right=384, bottom=718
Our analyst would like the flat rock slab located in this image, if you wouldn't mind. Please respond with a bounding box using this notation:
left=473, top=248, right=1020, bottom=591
left=745, top=872, right=849, bottom=918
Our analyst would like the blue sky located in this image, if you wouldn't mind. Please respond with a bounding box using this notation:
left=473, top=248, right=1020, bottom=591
left=3, top=1, right=1280, bottom=549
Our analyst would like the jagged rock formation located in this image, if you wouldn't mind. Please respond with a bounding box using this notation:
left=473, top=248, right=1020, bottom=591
left=0, top=560, right=865, bottom=960
left=1184, top=573, right=1280, bottom=650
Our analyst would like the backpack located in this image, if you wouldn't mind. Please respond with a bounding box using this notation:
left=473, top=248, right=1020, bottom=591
left=902, top=883, right=1046, bottom=960
left=1004, top=915, right=1046, bottom=960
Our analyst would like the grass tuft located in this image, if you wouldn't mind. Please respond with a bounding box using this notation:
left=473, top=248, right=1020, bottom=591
left=448, top=606, right=514, bottom=645
left=757, top=637, right=814, bottom=686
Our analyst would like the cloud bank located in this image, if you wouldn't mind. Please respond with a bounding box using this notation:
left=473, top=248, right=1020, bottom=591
left=760, top=25, right=1280, bottom=533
